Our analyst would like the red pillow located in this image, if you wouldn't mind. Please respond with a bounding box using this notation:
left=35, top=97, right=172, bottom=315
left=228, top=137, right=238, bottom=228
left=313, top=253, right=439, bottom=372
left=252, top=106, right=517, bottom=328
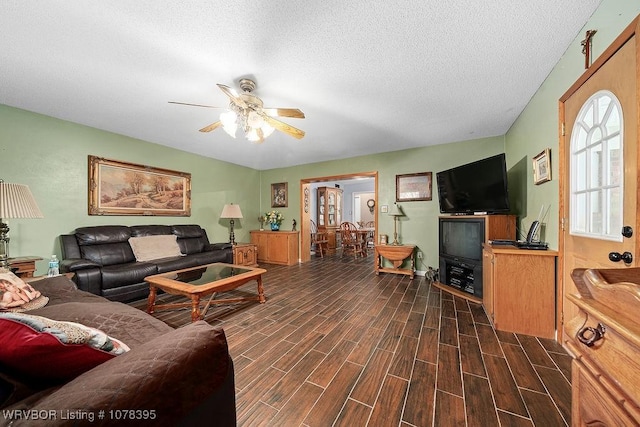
left=0, top=315, right=128, bottom=384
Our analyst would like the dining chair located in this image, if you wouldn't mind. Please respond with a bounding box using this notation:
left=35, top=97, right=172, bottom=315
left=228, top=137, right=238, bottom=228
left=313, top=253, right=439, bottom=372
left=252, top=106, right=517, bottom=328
left=310, top=219, right=329, bottom=258
left=339, top=222, right=366, bottom=259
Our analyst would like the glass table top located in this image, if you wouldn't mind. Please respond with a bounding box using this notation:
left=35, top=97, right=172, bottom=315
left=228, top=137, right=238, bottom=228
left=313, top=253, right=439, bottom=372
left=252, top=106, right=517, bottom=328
left=167, top=264, right=254, bottom=286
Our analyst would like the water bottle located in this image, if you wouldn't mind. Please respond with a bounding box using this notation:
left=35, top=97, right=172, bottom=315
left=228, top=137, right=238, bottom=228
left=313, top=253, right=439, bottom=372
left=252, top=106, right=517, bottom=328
left=47, top=255, right=59, bottom=277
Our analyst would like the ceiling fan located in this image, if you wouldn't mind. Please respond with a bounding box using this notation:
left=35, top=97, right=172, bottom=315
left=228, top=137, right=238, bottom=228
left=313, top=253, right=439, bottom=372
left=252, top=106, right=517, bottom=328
left=170, top=78, right=305, bottom=143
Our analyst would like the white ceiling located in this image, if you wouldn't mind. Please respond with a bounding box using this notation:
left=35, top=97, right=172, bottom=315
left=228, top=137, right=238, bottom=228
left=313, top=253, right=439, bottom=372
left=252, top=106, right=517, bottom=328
left=0, top=1, right=601, bottom=170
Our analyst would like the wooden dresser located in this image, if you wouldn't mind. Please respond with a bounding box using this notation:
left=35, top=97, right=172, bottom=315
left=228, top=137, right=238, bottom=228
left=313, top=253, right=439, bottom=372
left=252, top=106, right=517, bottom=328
left=565, top=267, right=640, bottom=425
left=250, top=230, right=299, bottom=266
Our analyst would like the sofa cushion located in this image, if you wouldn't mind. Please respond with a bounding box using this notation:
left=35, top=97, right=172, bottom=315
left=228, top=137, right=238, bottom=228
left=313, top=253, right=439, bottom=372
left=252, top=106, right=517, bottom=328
left=0, top=270, right=48, bottom=312
left=29, top=300, right=173, bottom=349
left=100, top=262, right=157, bottom=290
left=0, top=313, right=129, bottom=385
left=130, top=224, right=173, bottom=237
left=80, top=242, right=136, bottom=266
left=129, top=235, right=183, bottom=262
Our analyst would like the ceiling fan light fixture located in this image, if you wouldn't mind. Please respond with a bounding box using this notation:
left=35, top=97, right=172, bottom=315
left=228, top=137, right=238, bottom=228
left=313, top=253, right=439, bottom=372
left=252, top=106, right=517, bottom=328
left=220, top=110, right=238, bottom=138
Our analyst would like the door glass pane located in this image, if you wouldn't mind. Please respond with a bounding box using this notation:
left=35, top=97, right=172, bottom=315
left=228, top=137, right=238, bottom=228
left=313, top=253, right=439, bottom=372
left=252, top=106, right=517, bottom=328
left=570, top=90, right=623, bottom=241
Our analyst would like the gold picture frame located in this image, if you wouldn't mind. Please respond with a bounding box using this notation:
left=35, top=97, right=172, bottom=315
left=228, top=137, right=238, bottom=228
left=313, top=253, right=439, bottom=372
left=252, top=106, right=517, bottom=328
left=532, top=149, right=552, bottom=185
left=271, top=182, right=288, bottom=208
left=88, top=156, right=191, bottom=216
left=396, top=172, right=433, bottom=202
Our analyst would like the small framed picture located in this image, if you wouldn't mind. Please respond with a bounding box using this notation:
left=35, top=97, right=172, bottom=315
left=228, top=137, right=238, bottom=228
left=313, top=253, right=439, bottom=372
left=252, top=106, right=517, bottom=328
left=379, top=234, right=388, bottom=245
left=396, top=172, right=433, bottom=202
left=380, top=205, right=389, bottom=213
left=271, top=182, right=288, bottom=207
left=532, top=149, right=552, bottom=185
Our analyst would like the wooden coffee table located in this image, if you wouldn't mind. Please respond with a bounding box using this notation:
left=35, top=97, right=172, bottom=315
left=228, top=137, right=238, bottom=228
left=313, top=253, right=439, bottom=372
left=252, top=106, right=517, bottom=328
left=145, top=263, right=267, bottom=322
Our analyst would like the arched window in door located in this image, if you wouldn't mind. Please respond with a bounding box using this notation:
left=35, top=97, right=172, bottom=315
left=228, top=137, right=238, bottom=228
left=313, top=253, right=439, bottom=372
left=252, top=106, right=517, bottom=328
left=570, top=90, right=623, bottom=241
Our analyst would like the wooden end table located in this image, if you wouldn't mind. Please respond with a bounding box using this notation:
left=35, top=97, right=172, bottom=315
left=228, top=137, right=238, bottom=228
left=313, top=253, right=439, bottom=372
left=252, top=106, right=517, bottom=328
left=374, top=244, right=416, bottom=279
left=145, top=263, right=267, bottom=322
left=8, top=256, right=43, bottom=278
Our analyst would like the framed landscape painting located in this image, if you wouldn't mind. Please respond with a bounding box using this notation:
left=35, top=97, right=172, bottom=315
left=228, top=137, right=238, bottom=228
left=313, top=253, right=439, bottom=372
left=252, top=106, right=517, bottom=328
left=88, top=156, right=191, bottom=216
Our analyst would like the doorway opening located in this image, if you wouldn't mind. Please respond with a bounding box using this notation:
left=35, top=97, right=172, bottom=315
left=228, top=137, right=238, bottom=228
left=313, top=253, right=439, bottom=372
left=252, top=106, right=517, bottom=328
left=299, top=172, right=378, bottom=262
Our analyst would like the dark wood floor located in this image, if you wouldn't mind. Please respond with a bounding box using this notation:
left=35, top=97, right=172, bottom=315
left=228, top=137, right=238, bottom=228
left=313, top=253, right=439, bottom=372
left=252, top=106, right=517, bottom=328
left=131, top=253, right=572, bottom=426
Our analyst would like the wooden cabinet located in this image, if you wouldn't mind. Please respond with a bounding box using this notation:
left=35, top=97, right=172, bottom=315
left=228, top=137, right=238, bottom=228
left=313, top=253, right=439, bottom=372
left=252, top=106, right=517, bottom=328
left=437, top=214, right=516, bottom=302
left=317, top=187, right=343, bottom=252
left=8, top=256, right=42, bottom=278
left=482, top=245, right=557, bottom=339
left=566, top=268, right=640, bottom=426
left=232, top=243, right=258, bottom=267
left=250, top=230, right=299, bottom=266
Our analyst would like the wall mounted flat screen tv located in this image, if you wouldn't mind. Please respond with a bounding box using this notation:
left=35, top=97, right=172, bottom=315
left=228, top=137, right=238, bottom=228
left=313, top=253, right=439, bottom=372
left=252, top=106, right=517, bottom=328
left=436, top=153, right=510, bottom=214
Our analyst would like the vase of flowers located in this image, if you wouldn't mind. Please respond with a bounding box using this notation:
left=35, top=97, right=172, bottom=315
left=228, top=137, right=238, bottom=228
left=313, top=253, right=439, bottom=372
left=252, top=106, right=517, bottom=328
left=265, top=210, right=284, bottom=231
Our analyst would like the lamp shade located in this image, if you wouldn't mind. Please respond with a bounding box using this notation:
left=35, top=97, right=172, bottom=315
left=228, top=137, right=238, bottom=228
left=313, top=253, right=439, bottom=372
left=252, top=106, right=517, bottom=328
left=0, top=181, right=44, bottom=219
left=388, top=203, right=403, bottom=217
left=220, top=203, right=243, bottom=219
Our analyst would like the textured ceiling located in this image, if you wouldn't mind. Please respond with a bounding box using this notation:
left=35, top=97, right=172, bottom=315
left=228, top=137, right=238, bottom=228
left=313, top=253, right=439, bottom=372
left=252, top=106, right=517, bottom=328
left=0, top=1, right=601, bottom=170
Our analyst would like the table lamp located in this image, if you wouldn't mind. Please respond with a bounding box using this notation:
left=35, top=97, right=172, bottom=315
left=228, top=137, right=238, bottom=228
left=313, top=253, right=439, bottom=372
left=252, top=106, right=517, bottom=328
left=0, top=180, right=44, bottom=269
left=220, top=203, right=243, bottom=245
left=388, top=202, right=404, bottom=245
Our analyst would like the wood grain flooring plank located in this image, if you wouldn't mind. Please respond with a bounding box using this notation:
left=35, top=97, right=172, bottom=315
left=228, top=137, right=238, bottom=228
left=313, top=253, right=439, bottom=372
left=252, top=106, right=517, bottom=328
left=501, top=343, right=546, bottom=393
left=235, top=367, right=287, bottom=417
left=334, top=398, right=372, bottom=427
left=304, top=361, right=363, bottom=426
left=463, top=373, right=500, bottom=427
left=350, top=348, right=394, bottom=406
left=403, top=359, right=436, bottom=426
left=534, top=365, right=571, bottom=424
left=476, top=323, right=503, bottom=357
left=433, top=390, right=465, bottom=426
left=415, top=326, right=439, bottom=364
left=437, top=343, right=463, bottom=396
left=517, top=334, right=556, bottom=368
left=521, top=389, right=568, bottom=427
left=456, top=310, right=477, bottom=337
left=368, top=375, right=409, bottom=426
left=497, top=410, right=535, bottom=427
left=439, top=316, right=459, bottom=346
left=423, top=304, right=441, bottom=329
left=262, top=349, right=326, bottom=410
left=403, top=310, right=424, bottom=338
left=377, top=319, right=405, bottom=352
left=459, top=334, right=486, bottom=377
left=267, top=381, right=324, bottom=426
left=307, top=339, right=357, bottom=388
left=347, top=326, right=386, bottom=365
left=483, top=354, right=528, bottom=416
left=388, top=335, right=419, bottom=379
left=273, top=331, right=325, bottom=372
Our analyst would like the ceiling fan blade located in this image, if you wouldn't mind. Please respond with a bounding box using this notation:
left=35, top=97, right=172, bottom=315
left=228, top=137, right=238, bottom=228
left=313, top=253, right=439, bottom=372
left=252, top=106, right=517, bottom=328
left=263, top=108, right=305, bottom=119
left=217, top=84, right=248, bottom=109
left=168, top=101, right=223, bottom=109
left=261, top=114, right=305, bottom=139
left=199, top=121, right=222, bottom=133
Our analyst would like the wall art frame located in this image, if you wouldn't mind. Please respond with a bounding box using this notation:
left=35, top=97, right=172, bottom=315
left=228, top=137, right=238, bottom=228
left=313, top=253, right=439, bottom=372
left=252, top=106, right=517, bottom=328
left=396, top=172, right=433, bottom=202
left=271, top=182, right=288, bottom=208
left=532, top=148, right=552, bottom=185
left=88, top=155, right=191, bottom=216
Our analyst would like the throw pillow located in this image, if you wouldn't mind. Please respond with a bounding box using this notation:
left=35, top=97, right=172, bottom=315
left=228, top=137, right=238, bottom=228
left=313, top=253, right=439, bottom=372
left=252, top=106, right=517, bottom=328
left=0, top=312, right=129, bottom=385
left=0, top=270, right=48, bottom=312
left=128, top=234, right=183, bottom=262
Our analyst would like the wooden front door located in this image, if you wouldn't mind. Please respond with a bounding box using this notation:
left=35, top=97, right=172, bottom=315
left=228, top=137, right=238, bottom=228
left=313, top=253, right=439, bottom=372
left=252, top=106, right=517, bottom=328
left=559, top=17, right=640, bottom=344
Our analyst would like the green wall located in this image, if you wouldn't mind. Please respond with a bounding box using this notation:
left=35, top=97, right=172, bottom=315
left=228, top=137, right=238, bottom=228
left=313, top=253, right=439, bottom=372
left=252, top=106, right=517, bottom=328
left=259, top=136, right=505, bottom=271
left=505, top=0, right=640, bottom=248
left=0, top=105, right=259, bottom=274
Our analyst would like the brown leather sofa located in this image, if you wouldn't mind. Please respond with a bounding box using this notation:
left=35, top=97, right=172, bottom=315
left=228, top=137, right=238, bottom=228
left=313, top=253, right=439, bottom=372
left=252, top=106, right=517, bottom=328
left=60, top=225, right=233, bottom=302
left=0, top=275, right=236, bottom=426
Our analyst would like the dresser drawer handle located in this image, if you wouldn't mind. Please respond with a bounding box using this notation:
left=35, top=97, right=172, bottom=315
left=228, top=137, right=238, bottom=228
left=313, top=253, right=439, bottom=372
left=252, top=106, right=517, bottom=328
left=577, top=323, right=606, bottom=347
